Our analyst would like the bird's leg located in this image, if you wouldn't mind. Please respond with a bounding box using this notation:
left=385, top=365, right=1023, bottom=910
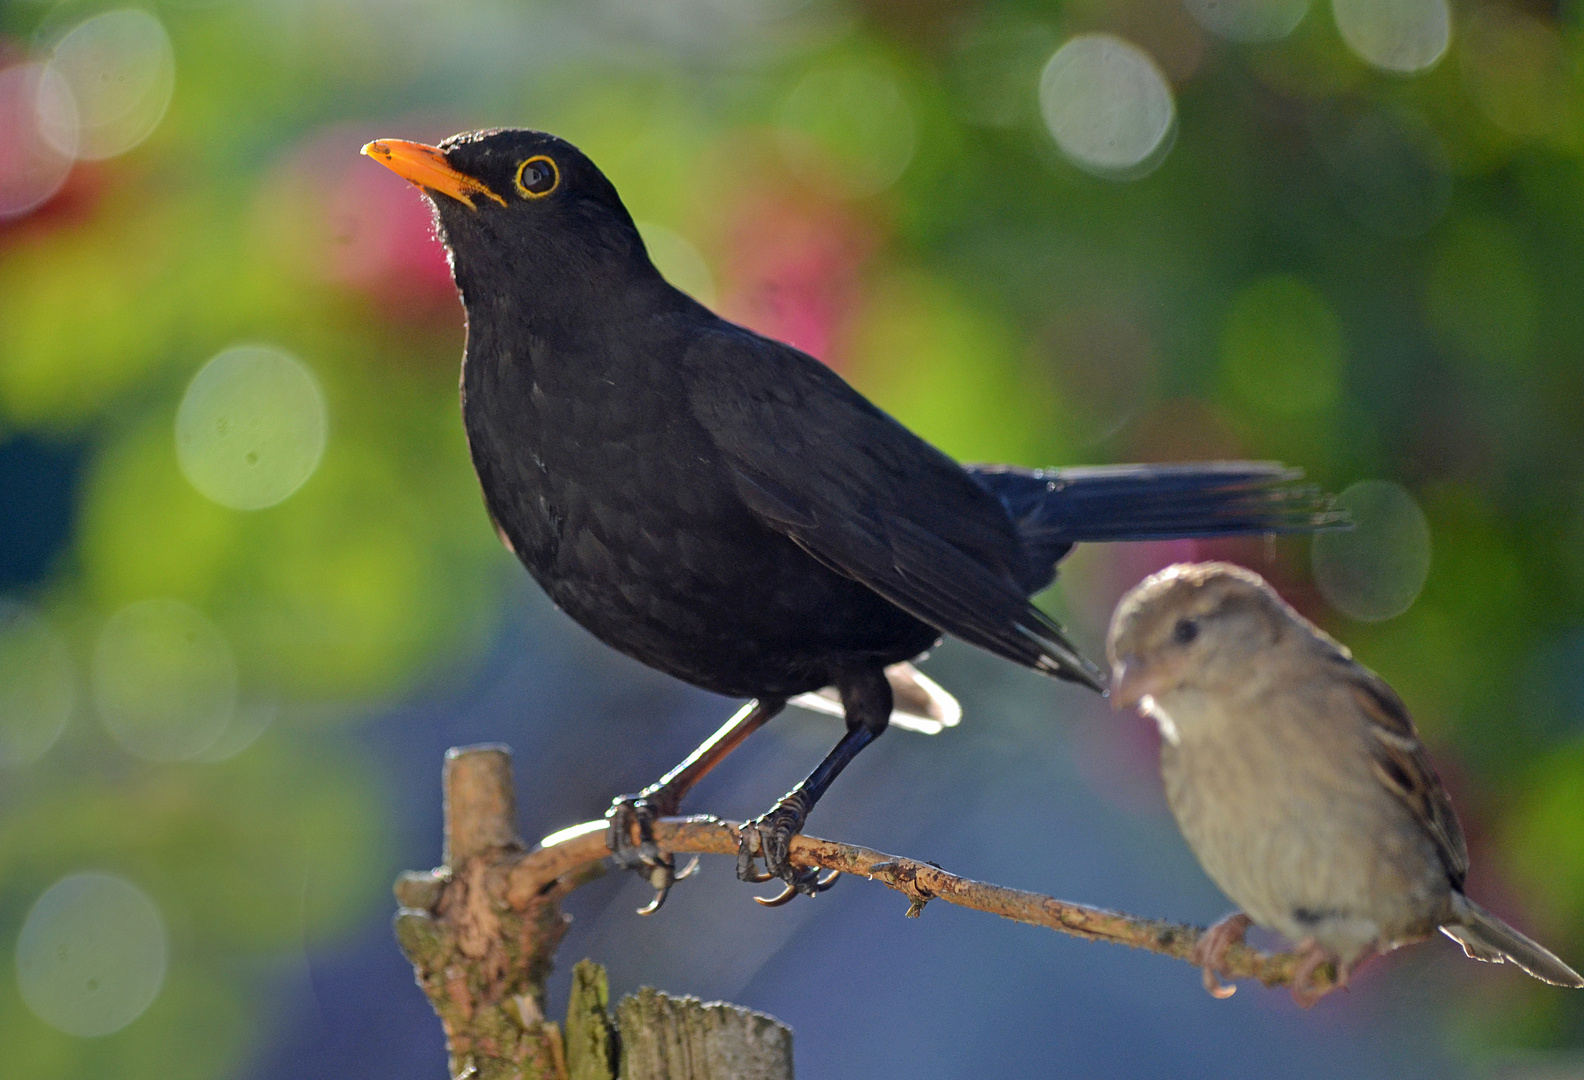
left=1189, top=912, right=1252, bottom=999
left=738, top=669, right=891, bottom=904
left=607, top=697, right=785, bottom=914
left=1287, top=938, right=1343, bottom=1008
left=1336, top=944, right=1375, bottom=989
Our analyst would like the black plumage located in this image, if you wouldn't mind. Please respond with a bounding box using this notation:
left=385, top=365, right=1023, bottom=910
left=364, top=129, right=1342, bottom=905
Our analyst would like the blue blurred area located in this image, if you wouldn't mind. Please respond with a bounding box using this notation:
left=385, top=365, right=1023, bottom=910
left=0, top=435, right=81, bottom=590
left=237, top=574, right=1470, bottom=1079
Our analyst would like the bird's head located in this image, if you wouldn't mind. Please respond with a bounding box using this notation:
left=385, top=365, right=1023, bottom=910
left=361, top=129, right=647, bottom=299
left=1105, top=561, right=1287, bottom=711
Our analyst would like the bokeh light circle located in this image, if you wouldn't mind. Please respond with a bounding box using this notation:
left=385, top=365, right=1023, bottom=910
left=1183, top=0, right=1310, bottom=43
left=638, top=221, right=716, bottom=308
left=16, top=872, right=168, bottom=1037
left=1039, top=35, right=1176, bottom=179
left=176, top=345, right=328, bottom=511
left=38, top=8, right=176, bottom=161
left=0, top=601, right=75, bottom=768
left=192, top=700, right=276, bottom=763
left=1331, top=0, right=1450, bottom=74
left=777, top=63, right=917, bottom=198
left=1313, top=480, right=1432, bottom=622
left=93, top=597, right=237, bottom=761
left=0, top=62, right=77, bottom=219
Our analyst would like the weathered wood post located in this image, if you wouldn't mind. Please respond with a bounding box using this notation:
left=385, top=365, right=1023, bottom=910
left=564, top=960, right=792, bottom=1080
left=394, top=744, right=794, bottom=1080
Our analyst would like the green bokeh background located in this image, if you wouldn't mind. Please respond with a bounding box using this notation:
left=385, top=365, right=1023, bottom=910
left=2, top=0, right=1583, bottom=1075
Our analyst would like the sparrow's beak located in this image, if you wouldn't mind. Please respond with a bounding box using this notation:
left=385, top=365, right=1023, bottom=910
left=361, top=139, right=506, bottom=210
left=1109, top=655, right=1161, bottom=711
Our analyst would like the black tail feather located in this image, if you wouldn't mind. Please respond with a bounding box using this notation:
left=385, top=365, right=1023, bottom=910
left=967, top=462, right=1347, bottom=594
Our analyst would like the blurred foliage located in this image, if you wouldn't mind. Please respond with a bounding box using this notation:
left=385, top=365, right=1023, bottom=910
left=1, top=0, right=1584, bottom=1075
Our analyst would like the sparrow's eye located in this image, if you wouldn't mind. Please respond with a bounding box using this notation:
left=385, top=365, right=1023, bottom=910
left=1173, top=618, right=1199, bottom=645
left=515, top=155, right=558, bottom=198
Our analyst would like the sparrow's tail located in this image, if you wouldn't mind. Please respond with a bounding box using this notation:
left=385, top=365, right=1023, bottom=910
left=1442, top=892, right=1584, bottom=988
left=966, top=462, right=1348, bottom=594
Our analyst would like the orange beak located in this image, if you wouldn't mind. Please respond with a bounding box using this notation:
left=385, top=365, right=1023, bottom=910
left=361, top=139, right=506, bottom=210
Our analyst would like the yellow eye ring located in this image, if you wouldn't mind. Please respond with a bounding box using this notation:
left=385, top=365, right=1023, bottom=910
left=515, top=155, right=559, bottom=199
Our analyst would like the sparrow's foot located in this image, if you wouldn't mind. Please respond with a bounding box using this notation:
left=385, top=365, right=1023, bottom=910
left=735, top=792, right=840, bottom=906
left=1190, top=912, right=1253, bottom=999
left=605, top=791, right=696, bottom=915
left=1288, top=938, right=1343, bottom=1008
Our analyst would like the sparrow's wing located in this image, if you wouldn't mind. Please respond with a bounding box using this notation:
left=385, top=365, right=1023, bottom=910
left=1344, top=664, right=1470, bottom=887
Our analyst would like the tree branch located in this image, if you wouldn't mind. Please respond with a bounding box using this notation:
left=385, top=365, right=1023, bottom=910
left=395, top=745, right=1332, bottom=1078
left=506, top=815, right=1330, bottom=995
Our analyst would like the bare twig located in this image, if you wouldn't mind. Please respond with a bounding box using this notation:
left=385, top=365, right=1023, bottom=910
left=397, top=746, right=1333, bottom=1080
left=506, top=815, right=1332, bottom=996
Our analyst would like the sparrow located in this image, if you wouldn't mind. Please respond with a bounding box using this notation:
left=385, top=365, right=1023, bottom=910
left=362, top=129, right=1343, bottom=910
left=1107, top=561, right=1582, bottom=1005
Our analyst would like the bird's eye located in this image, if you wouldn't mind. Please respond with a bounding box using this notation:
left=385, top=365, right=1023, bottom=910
left=1173, top=618, right=1199, bottom=645
left=515, top=155, right=559, bottom=199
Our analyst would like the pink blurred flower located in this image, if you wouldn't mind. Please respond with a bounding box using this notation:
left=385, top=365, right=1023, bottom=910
left=716, top=187, right=876, bottom=370
left=269, top=124, right=459, bottom=319
left=0, top=51, right=78, bottom=226
left=323, top=151, right=456, bottom=307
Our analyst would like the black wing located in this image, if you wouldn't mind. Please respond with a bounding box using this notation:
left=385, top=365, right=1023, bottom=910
left=683, top=324, right=1103, bottom=689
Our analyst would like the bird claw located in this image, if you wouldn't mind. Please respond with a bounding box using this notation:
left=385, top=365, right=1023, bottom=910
left=606, top=792, right=663, bottom=867
left=1287, top=938, right=1347, bottom=1008
left=635, top=855, right=701, bottom=916
left=736, top=794, right=836, bottom=905
left=1190, top=912, right=1252, bottom=1000
left=606, top=791, right=689, bottom=915
left=754, top=870, right=841, bottom=908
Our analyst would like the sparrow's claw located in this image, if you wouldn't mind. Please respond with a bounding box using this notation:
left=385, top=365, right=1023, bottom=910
left=735, top=793, right=837, bottom=905
left=1288, top=938, right=1344, bottom=1008
left=1190, top=912, right=1252, bottom=1000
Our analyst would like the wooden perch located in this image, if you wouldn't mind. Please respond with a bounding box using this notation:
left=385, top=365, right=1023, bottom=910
left=394, top=744, right=1333, bottom=1079
left=396, top=745, right=797, bottom=1080
left=511, top=816, right=1331, bottom=994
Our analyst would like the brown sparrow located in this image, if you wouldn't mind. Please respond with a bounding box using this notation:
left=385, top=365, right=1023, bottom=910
left=1106, top=561, right=1582, bottom=1005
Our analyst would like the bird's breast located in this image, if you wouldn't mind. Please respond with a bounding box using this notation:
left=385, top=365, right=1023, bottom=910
left=457, top=331, right=932, bottom=695
left=1158, top=687, right=1449, bottom=958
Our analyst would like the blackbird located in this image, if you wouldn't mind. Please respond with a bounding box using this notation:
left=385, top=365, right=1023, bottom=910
left=363, top=129, right=1343, bottom=909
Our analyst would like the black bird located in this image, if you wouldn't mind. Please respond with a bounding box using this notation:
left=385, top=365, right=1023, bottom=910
left=363, top=129, right=1343, bottom=909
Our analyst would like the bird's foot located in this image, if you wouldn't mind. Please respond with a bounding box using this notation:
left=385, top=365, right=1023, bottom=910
left=1288, top=938, right=1344, bottom=1008
left=1190, top=912, right=1253, bottom=999
left=735, top=793, right=840, bottom=907
left=605, top=791, right=697, bottom=915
